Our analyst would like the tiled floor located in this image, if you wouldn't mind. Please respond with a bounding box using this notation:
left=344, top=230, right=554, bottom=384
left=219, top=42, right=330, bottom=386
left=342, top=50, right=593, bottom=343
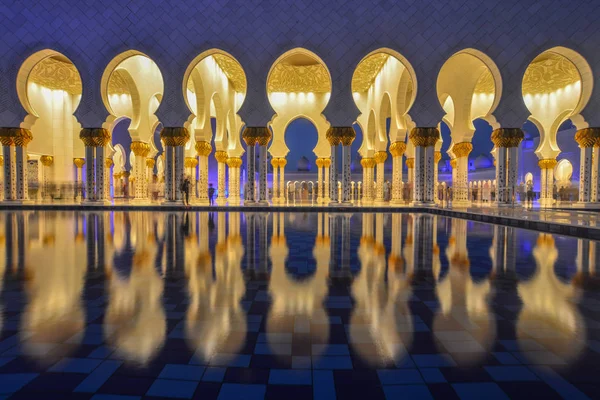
left=0, top=210, right=599, bottom=399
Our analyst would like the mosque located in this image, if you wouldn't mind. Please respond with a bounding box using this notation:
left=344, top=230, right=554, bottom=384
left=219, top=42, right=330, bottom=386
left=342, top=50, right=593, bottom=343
left=1, top=0, right=599, bottom=208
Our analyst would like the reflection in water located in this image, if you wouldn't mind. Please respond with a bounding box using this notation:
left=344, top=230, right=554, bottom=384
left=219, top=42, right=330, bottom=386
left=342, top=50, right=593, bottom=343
left=0, top=210, right=593, bottom=370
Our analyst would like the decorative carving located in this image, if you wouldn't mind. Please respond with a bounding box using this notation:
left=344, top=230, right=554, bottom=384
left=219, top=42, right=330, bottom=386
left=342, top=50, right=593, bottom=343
left=80, top=128, right=110, bottom=147
left=268, top=63, right=331, bottom=93
left=575, top=128, right=600, bottom=148
left=405, top=158, right=414, bottom=168
left=212, top=54, right=247, bottom=92
left=105, top=158, right=114, bottom=168
left=352, top=53, right=389, bottom=93
left=130, top=141, right=151, bottom=156
left=491, top=128, right=524, bottom=148
left=374, top=151, right=388, bottom=164
left=195, top=141, right=212, bottom=156
left=242, top=127, right=271, bottom=146
left=473, top=69, right=495, bottom=94
left=360, top=157, right=376, bottom=168
left=389, top=141, right=406, bottom=157
left=29, top=56, right=82, bottom=95
left=409, top=127, right=439, bottom=147
left=278, top=158, right=287, bottom=167
left=450, top=159, right=458, bottom=169
left=434, top=151, right=442, bottom=163
left=523, top=52, right=581, bottom=94
left=73, top=158, right=86, bottom=168
left=146, top=158, right=156, bottom=169
left=107, top=69, right=131, bottom=96
left=0, top=155, right=3, bottom=164
left=453, top=142, right=473, bottom=158
left=227, top=157, right=243, bottom=168
left=538, top=158, right=557, bottom=169
left=214, top=151, right=228, bottom=163
left=160, top=127, right=190, bottom=147
left=0, top=128, right=33, bottom=147
left=184, top=157, right=198, bottom=168
left=326, top=127, right=355, bottom=146
left=40, top=155, right=54, bottom=167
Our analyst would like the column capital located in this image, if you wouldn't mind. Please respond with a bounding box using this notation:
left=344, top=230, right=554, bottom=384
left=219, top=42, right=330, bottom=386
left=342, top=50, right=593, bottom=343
left=105, top=158, right=114, bottom=168
left=80, top=128, right=110, bottom=147
left=409, top=127, right=439, bottom=147
left=184, top=157, right=198, bottom=168
left=242, top=127, right=271, bottom=146
left=405, top=158, right=414, bottom=169
left=146, top=158, right=156, bottom=169
left=452, top=142, right=473, bottom=158
left=538, top=158, right=557, bottom=169
left=195, top=141, right=212, bottom=156
left=491, top=128, right=524, bottom=148
left=0, top=127, right=32, bottom=147
left=326, top=126, right=355, bottom=146
left=374, top=151, right=388, bottom=164
left=434, top=151, right=442, bottom=163
left=160, top=127, right=190, bottom=147
left=130, top=141, right=151, bottom=156
left=360, top=157, right=376, bottom=168
left=575, top=128, right=600, bottom=148
left=227, top=157, right=243, bottom=168
left=40, top=155, right=54, bottom=167
left=214, top=150, right=228, bottom=163
left=450, top=159, right=457, bottom=169
left=73, top=158, right=86, bottom=168
left=389, top=141, right=406, bottom=157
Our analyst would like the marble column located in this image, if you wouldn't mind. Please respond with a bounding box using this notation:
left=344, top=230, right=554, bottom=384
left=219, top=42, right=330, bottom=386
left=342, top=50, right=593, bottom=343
left=575, top=128, right=598, bottom=205
left=0, top=155, right=5, bottom=200
left=360, top=158, right=374, bottom=204
left=409, top=128, right=439, bottom=206
left=323, top=158, right=331, bottom=204
left=245, top=144, right=256, bottom=204
left=491, top=129, right=524, bottom=206
left=434, top=151, right=441, bottom=204
left=406, top=157, right=414, bottom=201
left=279, top=159, right=286, bottom=203
left=73, top=158, right=85, bottom=201
left=329, top=144, right=338, bottom=204
left=83, top=145, right=95, bottom=201
left=316, top=158, right=324, bottom=203
left=390, top=142, right=406, bottom=204
left=95, top=146, right=106, bottom=202
left=215, top=150, right=228, bottom=205
left=160, top=127, right=190, bottom=204
left=146, top=158, right=155, bottom=199
left=341, top=143, right=354, bottom=205
left=271, top=158, right=279, bottom=203
left=105, top=158, right=113, bottom=200
left=227, top=157, right=242, bottom=204
left=130, top=141, right=151, bottom=202
left=40, top=155, right=54, bottom=200
left=452, top=142, right=472, bottom=207
left=258, top=145, right=268, bottom=204
left=538, top=158, right=556, bottom=207
left=195, top=141, right=211, bottom=204
left=374, top=151, right=387, bottom=203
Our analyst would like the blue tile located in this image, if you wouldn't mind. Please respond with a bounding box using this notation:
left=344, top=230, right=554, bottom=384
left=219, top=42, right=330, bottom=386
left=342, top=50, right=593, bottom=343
left=158, top=364, right=205, bottom=381
left=313, top=370, right=335, bottom=400
left=254, top=342, right=291, bottom=355
left=147, top=379, right=198, bottom=398
left=91, top=396, right=141, bottom=400
left=420, top=368, right=447, bottom=383
left=202, top=367, right=226, bottom=382
left=206, top=354, right=251, bottom=367
left=312, top=344, right=349, bottom=356
left=0, top=373, right=38, bottom=393
left=0, top=357, right=14, bottom=367
left=395, top=356, right=416, bottom=369
left=217, top=383, right=266, bottom=400
left=49, top=357, right=102, bottom=373
left=75, top=360, right=123, bottom=392
left=384, top=385, right=433, bottom=400
left=292, top=356, right=311, bottom=369
left=269, top=369, right=312, bottom=385
left=484, top=366, right=539, bottom=381
left=0, top=336, right=18, bottom=353
left=378, top=369, right=423, bottom=385
left=412, top=354, right=456, bottom=368
left=87, top=346, right=114, bottom=359
left=492, top=352, right=521, bottom=365
left=452, top=383, right=509, bottom=400
left=312, top=356, right=353, bottom=369
left=533, top=366, right=591, bottom=400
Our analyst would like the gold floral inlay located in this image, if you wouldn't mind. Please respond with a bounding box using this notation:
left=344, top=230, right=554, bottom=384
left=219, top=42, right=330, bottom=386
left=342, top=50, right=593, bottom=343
left=268, top=63, right=331, bottom=93
left=107, top=70, right=131, bottom=96
left=29, top=57, right=82, bottom=95
left=523, top=52, right=581, bottom=94
left=352, top=53, right=389, bottom=93
left=473, top=69, right=495, bottom=94
left=212, top=54, right=247, bottom=93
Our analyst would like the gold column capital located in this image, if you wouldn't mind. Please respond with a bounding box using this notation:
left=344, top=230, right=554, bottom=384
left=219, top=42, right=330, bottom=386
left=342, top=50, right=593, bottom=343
left=184, top=157, right=198, bottom=168
left=405, top=158, right=414, bottom=169
left=434, top=151, right=442, bottom=163
left=195, top=141, right=212, bottom=156
left=538, top=158, right=557, bottom=169
left=491, top=128, right=524, bottom=148
left=409, top=127, right=439, bottom=147
left=105, top=158, right=114, bottom=168
left=130, top=141, right=151, bottom=157
left=73, top=158, right=86, bottom=168
left=374, top=151, right=388, bottom=164
left=146, top=158, right=156, bottom=169
left=80, top=128, right=110, bottom=147
left=40, top=155, right=54, bottom=167
left=452, top=142, right=473, bottom=158
left=389, top=141, right=406, bottom=157
left=575, top=128, right=600, bottom=148
left=160, top=127, right=190, bottom=147
left=215, top=151, right=228, bottom=163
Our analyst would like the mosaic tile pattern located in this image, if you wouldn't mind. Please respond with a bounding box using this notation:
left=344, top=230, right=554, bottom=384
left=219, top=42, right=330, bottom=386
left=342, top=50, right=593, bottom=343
left=0, top=211, right=599, bottom=399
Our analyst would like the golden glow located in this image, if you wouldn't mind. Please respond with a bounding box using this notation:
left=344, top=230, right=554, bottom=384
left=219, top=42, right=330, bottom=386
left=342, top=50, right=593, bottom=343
left=28, top=56, right=82, bottom=95
left=351, top=52, right=389, bottom=93
left=267, top=62, right=331, bottom=93
left=212, top=54, right=247, bottom=92
left=523, top=52, right=581, bottom=95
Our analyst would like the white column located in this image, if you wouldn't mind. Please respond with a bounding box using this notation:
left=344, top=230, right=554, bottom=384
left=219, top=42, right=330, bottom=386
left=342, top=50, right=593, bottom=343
left=95, top=146, right=105, bottom=202
left=594, top=147, right=600, bottom=202
left=105, top=159, right=113, bottom=200
left=272, top=159, right=279, bottom=203
left=323, top=161, right=330, bottom=203
left=375, top=152, right=386, bottom=203
left=434, top=151, right=441, bottom=204
left=424, top=146, right=435, bottom=203
left=174, top=146, right=184, bottom=202
left=3, top=146, right=13, bottom=201
left=84, top=146, right=95, bottom=201
left=507, top=146, right=519, bottom=204
left=579, top=146, right=593, bottom=203
left=391, top=155, right=403, bottom=203
left=279, top=160, right=286, bottom=202
left=329, top=145, right=337, bottom=203
left=258, top=145, right=268, bottom=204
left=495, top=147, right=507, bottom=204
left=164, top=146, right=173, bottom=201
left=246, top=145, right=255, bottom=203
left=341, top=145, right=352, bottom=204
left=539, top=159, right=556, bottom=207
left=413, top=146, right=424, bottom=203
left=317, top=160, right=323, bottom=204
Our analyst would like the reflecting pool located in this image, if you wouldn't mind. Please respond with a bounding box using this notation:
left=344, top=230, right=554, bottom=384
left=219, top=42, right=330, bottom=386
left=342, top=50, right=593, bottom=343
left=0, top=211, right=599, bottom=399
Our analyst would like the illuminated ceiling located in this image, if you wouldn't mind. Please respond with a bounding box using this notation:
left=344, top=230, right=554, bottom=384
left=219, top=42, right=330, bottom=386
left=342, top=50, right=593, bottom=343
left=267, top=62, right=331, bottom=93
left=523, top=52, right=581, bottom=94
left=28, top=57, right=82, bottom=95
left=473, top=69, right=495, bottom=94
left=212, top=54, right=247, bottom=92
left=107, top=70, right=131, bottom=96
left=352, top=53, right=389, bottom=93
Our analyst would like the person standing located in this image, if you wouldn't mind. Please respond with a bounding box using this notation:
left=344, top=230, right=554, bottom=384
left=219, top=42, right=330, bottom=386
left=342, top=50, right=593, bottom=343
left=208, top=183, right=215, bottom=205
left=181, top=175, right=191, bottom=207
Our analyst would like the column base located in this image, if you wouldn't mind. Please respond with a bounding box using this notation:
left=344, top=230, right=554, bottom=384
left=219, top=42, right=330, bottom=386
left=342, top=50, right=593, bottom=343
left=389, top=199, right=405, bottom=205
left=573, top=202, right=600, bottom=209
left=339, top=201, right=353, bottom=206
left=228, top=197, right=242, bottom=206
left=130, top=198, right=152, bottom=205
left=244, top=200, right=256, bottom=206
left=2, top=199, right=34, bottom=205
left=496, top=201, right=521, bottom=208
left=322, top=197, right=331, bottom=204
left=256, top=200, right=270, bottom=206
left=328, top=201, right=340, bottom=206
left=194, top=199, right=210, bottom=205
left=216, top=197, right=227, bottom=205
left=410, top=201, right=437, bottom=207
left=452, top=200, right=471, bottom=208
left=539, top=198, right=555, bottom=207
left=162, top=200, right=184, bottom=206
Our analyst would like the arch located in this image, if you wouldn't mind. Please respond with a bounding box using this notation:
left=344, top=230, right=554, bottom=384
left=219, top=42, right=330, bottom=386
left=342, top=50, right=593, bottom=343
left=366, top=109, right=377, bottom=155
left=378, top=92, right=392, bottom=146
left=211, top=92, right=226, bottom=146
left=17, top=49, right=83, bottom=118
left=283, top=117, right=320, bottom=169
